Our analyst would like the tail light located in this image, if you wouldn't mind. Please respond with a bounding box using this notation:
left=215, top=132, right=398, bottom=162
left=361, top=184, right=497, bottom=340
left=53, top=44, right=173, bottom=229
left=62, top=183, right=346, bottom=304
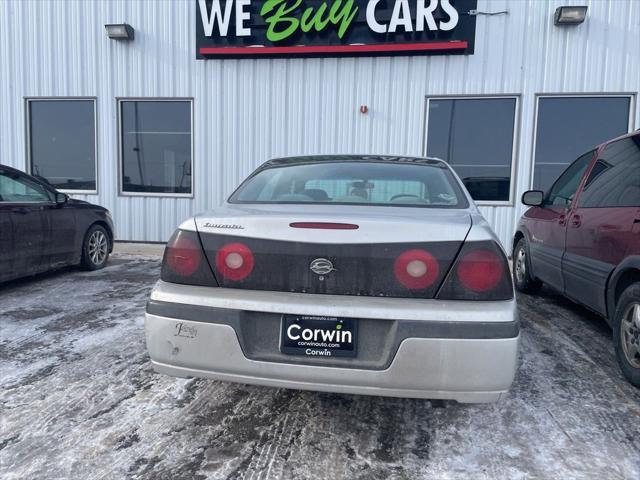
left=436, top=241, right=513, bottom=301
left=457, top=249, right=503, bottom=292
left=166, top=236, right=200, bottom=276
left=215, top=243, right=254, bottom=281
left=161, top=230, right=218, bottom=286
left=394, top=249, right=440, bottom=290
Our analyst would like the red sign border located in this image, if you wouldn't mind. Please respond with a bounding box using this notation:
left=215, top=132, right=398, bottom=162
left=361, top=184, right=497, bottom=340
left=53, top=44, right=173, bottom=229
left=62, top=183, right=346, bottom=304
left=199, top=40, right=468, bottom=57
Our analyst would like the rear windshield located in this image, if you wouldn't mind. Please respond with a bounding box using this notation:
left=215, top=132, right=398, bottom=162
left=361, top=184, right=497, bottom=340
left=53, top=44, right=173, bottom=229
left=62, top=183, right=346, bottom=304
left=229, top=161, right=469, bottom=208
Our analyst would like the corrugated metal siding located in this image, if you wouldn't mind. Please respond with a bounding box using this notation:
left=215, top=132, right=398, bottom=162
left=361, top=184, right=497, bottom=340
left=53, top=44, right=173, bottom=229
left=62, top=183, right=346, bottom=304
left=1, top=0, right=639, bottom=246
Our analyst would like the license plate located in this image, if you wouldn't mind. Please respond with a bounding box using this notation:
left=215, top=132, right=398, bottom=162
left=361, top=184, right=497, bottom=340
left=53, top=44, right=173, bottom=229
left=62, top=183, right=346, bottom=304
left=280, top=315, right=357, bottom=358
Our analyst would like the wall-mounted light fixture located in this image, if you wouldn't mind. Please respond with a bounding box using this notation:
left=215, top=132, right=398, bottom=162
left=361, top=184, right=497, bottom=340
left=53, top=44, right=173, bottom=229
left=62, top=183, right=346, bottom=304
left=554, top=6, right=588, bottom=25
left=105, top=24, right=135, bottom=40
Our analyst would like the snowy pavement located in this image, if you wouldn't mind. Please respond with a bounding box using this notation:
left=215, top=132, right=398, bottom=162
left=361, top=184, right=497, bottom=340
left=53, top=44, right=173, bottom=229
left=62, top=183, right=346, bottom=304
left=1, top=255, right=639, bottom=479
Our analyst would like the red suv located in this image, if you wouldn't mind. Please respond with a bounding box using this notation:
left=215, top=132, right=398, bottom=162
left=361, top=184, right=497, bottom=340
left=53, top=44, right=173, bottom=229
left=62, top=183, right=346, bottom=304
left=514, top=130, right=640, bottom=387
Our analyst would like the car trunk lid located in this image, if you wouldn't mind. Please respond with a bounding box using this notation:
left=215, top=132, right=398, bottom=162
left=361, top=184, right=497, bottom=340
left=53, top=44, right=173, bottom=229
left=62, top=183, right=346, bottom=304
left=195, top=204, right=471, bottom=298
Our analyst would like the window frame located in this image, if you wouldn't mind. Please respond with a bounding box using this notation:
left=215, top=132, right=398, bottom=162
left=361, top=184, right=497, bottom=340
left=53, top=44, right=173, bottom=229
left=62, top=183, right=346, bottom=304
left=24, top=97, right=99, bottom=195
left=117, top=97, right=195, bottom=198
left=423, top=94, right=521, bottom=206
left=529, top=93, right=636, bottom=191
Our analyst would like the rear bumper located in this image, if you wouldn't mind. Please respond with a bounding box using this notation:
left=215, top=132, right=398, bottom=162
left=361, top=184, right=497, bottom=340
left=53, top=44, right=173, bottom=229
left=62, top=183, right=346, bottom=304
left=145, top=282, right=519, bottom=403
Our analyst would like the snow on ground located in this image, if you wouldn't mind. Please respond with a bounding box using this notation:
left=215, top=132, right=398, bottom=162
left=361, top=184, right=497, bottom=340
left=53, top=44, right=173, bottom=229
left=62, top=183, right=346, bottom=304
left=0, top=255, right=639, bottom=479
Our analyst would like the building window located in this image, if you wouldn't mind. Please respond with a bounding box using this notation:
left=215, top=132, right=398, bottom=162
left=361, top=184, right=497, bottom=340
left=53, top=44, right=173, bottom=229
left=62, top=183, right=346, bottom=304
left=532, top=95, right=632, bottom=192
left=119, top=99, right=193, bottom=195
left=27, top=99, right=97, bottom=192
left=425, top=97, right=517, bottom=202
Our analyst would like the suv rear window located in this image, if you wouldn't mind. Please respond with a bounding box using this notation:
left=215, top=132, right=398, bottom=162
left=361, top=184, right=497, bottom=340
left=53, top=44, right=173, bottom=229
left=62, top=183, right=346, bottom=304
left=229, top=161, right=469, bottom=208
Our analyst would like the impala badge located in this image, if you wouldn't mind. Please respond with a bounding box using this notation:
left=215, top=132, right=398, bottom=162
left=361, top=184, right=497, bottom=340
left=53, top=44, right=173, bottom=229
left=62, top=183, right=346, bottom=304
left=310, top=258, right=335, bottom=277
left=202, top=222, right=244, bottom=230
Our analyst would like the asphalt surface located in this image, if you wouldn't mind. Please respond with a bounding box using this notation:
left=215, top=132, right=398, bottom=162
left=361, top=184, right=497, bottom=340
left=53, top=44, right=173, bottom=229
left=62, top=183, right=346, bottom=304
left=1, top=255, right=639, bottom=480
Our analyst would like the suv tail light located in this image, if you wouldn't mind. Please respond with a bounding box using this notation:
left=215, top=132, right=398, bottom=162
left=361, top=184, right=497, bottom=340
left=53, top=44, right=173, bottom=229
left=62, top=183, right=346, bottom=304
left=394, top=249, right=440, bottom=290
left=436, top=241, right=513, bottom=301
left=215, top=242, right=255, bottom=281
left=161, top=230, right=218, bottom=286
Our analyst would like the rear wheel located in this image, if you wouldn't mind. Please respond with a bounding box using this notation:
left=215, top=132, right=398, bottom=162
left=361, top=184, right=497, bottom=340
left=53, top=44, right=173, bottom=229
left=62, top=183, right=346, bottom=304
left=513, top=238, right=542, bottom=294
left=81, top=224, right=110, bottom=270
left=613, top=283, right=640, bottom=387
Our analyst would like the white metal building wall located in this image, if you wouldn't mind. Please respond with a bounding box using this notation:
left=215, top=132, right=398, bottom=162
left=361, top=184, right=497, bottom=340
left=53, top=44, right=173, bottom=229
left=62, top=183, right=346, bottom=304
left=1, top=0, right=639, bottom=246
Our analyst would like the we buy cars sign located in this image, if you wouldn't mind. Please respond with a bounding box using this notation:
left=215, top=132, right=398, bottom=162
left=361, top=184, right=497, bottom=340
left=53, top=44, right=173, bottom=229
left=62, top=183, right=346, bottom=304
left=196, top=0, right=477, bottom=58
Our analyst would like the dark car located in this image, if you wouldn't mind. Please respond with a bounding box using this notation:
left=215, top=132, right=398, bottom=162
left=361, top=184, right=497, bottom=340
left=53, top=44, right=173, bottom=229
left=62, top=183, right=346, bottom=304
left=0, top=165, right=114, bottom=283
left=513, top=130, right=640, bottom=386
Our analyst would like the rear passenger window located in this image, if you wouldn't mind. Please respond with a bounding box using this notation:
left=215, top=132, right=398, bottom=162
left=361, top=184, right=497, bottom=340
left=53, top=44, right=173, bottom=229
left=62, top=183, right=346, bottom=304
left=579, top=136, right=640, bottom=208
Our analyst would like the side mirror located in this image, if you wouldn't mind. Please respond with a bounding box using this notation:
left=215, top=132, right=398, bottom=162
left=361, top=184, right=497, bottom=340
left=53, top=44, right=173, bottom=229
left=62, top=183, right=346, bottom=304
left=522, top=190, right=544, bottom=207
left=55, top=192, right=69, bottom=205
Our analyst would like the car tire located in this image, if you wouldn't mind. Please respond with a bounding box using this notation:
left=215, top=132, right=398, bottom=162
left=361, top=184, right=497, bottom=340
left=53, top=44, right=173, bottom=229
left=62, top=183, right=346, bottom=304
left=81, top=224, right=110, bottom=271
left=612, top=282, right=640, bottom=388
left=513, top=238, right=542, bottom=294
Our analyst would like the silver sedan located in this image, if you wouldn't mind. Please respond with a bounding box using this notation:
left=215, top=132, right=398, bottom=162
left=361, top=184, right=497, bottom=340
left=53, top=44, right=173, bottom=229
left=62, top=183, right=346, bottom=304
left=145, top=156, right=519, bottom=403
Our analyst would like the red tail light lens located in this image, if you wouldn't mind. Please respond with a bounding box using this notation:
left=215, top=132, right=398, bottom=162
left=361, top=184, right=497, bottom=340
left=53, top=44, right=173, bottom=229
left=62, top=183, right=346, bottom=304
left=457, top=249, right=503, bottom=292
left=166, top=235, right=201, bottom=276
left=215, top=243, right=255, bottom=281
left=161, top=229, right=218, bottom=286
left=394, top=249, right=440, bottom=290
left=436, top=241, right=513, bottom=301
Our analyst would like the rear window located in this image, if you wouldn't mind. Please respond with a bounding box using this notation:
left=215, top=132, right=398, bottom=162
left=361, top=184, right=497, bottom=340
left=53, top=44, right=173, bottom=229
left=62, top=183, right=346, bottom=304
left=229, top=161, right=469, bottom=208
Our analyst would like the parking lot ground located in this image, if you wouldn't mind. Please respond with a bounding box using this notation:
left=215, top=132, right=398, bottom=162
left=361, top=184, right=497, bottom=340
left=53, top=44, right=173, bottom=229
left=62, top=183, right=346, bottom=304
left=1, top=255, right=639, bottom=480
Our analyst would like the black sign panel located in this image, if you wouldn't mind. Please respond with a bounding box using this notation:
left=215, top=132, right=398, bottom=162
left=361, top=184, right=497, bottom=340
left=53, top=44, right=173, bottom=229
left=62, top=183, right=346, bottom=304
left=280, top=315, right=358, bottom=357
left=196, top=0, right=477, bottom=59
